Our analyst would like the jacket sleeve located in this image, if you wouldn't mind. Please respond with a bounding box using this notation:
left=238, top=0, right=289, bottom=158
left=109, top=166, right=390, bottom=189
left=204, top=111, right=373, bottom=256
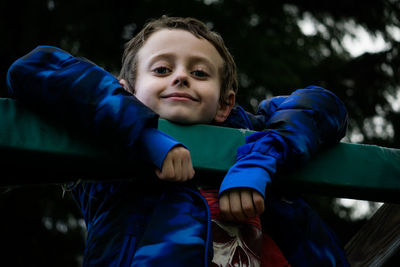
left=219, top=85, right=348, bottom=198
left=6, top=45, right=179, bottom=164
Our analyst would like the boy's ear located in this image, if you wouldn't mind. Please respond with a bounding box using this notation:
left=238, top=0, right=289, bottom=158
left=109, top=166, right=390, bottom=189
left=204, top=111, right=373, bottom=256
left=119, top=79, right=131, bottom=93
left=214, top=90, right=236, bottom=123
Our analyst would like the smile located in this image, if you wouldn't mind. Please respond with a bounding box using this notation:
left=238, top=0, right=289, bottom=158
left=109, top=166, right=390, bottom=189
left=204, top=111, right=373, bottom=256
left=161, top=93, right=199, bottom=101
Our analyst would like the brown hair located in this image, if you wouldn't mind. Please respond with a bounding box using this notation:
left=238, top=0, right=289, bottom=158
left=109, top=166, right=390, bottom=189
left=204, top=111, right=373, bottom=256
left=119, top=16, right=238, bottom=105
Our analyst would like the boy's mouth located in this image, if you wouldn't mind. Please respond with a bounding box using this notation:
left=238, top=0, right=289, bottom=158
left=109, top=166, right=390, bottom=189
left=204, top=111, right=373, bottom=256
left=161, top=92, right=199, bottom=102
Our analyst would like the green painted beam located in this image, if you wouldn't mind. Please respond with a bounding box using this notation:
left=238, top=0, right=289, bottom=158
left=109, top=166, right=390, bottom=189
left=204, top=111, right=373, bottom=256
left=158, top=119, right=400, bottom=203
left=1, top=98, right=400, bottom=202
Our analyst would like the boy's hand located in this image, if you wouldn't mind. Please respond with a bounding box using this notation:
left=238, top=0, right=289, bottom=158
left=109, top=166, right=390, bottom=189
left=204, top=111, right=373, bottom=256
left=155, top=146, right=195, bottom=182
left=219, top=188, right=265, bottom=222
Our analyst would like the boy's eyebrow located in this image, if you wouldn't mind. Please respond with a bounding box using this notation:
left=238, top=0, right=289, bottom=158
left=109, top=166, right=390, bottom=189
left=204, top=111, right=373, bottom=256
left=188, top=56, right=217, bottom=72
left=147, top=53, right=175, bottom=65
left=147, top=53, right=218, bottom=72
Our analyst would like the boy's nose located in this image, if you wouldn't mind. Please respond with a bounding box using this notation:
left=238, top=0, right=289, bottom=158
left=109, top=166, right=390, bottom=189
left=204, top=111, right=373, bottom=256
left=172, top=71, right=190, bottom=87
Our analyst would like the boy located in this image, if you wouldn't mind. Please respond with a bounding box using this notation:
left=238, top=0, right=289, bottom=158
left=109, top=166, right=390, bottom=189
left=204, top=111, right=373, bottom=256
left=7, top=16, right=349, bottom=266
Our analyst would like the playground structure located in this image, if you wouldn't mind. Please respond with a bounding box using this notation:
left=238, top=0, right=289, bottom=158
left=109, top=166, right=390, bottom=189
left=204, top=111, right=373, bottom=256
left=1, top=98, right=399, bottom=266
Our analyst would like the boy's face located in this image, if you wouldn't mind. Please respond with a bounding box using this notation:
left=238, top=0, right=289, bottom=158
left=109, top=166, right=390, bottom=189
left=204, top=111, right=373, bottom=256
left=121, top=29, right=234, bottom=124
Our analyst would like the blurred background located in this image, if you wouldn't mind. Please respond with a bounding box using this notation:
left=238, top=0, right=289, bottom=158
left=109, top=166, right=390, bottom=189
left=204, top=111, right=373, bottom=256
left=1, top=0, right=399, bottom=266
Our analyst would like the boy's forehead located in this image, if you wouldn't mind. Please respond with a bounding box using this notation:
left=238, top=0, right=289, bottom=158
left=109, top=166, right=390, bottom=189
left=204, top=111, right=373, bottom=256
left=137, top=29, right=224, bottom=68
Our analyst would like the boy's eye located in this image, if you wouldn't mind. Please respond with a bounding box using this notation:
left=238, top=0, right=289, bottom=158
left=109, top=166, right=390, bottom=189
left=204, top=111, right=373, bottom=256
left=153, top=66, right=171, bottom=75
left=191, top=70, right=208, bottom=78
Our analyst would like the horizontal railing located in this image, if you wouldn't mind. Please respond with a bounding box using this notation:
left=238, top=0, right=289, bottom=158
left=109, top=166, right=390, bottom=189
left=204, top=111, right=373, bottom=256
left=1, top=98, right=400, bottom=203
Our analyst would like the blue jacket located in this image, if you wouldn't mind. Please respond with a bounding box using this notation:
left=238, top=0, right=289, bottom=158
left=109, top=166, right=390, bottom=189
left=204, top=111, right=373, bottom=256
left=7, top=46, right=349, bottom=266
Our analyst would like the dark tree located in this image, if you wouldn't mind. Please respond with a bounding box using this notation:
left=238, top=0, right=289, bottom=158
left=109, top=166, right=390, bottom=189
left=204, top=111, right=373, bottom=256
left=1, top=0, right=399, bottom=265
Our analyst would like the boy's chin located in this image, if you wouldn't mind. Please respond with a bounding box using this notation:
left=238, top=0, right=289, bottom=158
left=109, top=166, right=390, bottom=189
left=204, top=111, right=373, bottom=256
left=160, top=115, right=212, bottom=125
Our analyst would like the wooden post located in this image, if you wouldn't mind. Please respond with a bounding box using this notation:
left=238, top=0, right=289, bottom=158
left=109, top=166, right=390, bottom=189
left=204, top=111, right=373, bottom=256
left=345, top=203, right=400, bottom=266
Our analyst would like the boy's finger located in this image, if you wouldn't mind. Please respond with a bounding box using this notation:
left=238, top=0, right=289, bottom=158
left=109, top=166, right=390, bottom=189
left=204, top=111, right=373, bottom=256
left=180, top=161, right=188, bottom=181
left=183, top=150, right=195, bottom=181
left=159, top=160, right=175, bottom=180
left=252, top=191, right=265, bottom=215
left=175, top=147, right=191, bottom=181
left=240, top=190, right=256, bottom=218
left=181, top=156, right=192, bottom=181
left=172, top=158, right=183, bottom=181
left=219, top=194, right=234, bottom=221
left=155, top=168, right=162, bottom=178
left=187, top=154, right=195, bottom=180
left=229, top=190, right=246, bottom=221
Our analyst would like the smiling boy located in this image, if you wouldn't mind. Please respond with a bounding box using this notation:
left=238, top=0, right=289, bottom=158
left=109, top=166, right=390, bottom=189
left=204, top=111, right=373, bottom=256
left=118, top=26, right=265, bottom=224
left=7, top=16, right=349, bottom=266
